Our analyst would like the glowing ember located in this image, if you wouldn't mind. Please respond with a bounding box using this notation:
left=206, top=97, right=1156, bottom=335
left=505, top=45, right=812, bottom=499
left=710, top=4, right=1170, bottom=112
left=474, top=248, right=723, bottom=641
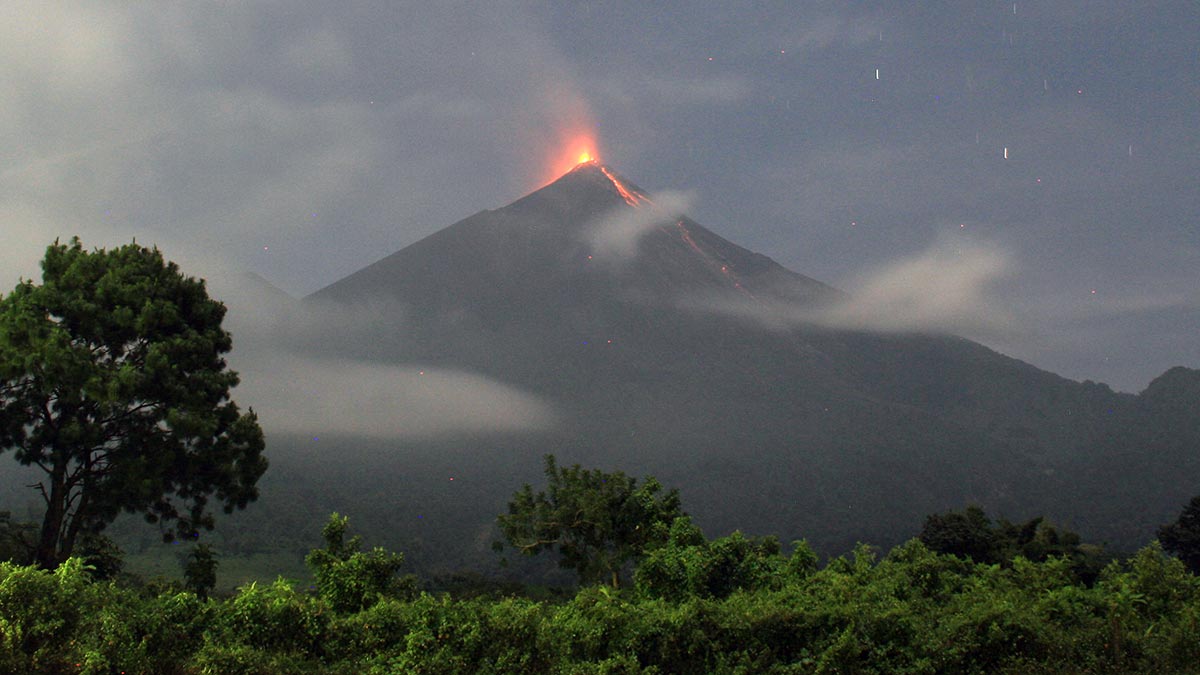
left=578, top=151, right=593, bottom=163
left=600, top=166, right=649, bottom=207
left=675, top=220, right=756, bottom=298
left=675, top=220, right=705, bottom=256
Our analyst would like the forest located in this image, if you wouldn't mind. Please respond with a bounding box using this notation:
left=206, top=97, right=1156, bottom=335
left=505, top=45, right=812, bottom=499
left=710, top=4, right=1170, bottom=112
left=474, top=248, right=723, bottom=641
left=4, top=502, right=1200, bottom=674
left=3, top=444, right=1200, bottom=674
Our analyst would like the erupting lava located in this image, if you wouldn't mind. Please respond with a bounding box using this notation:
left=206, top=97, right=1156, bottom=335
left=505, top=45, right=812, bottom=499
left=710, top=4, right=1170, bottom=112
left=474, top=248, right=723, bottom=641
left=544, top=131, right=600, bottom=184
left=541, top=133, right=650, bottom=208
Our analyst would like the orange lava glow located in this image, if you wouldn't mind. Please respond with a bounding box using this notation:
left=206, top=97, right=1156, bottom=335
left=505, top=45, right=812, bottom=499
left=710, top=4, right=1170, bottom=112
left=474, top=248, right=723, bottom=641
left=675, top=220, right=756, bottom=298
left=600, top=166, right=647, bottom=207
left=543, top=132, right=600, bottom=184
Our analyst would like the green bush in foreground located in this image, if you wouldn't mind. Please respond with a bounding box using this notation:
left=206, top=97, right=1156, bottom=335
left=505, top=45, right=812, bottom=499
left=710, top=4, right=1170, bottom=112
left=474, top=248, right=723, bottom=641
left=4, top=531, right=1200, bottom=674
left=306, top=513, right=415, bottom=613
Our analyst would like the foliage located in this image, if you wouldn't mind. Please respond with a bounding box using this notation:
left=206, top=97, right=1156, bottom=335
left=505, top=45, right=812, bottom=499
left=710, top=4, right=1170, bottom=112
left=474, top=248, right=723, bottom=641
left=4, top=464, right=1200, bottom=673
left=0, top=511, right=36, bottom=565
left=75, top=532, right=124, bottom=581
left=1158, top=495, right=1200, bottom=573
left=0, top=237, right=267, bottom=568
left=920, top=505, right=1106, bottom=583
left=0, top=540, right=1199, bottom=673
left=918, top=505, right=996, bottom=562
left=496, top=454, right=683, bottom=588
left=184, top=543, right=219, bottom=600
left=305, top=512, right=415, bottom=613
left=208, top=578, right=328, bottom=659
left=635, top=515, right=797, bottom=600
left=0, top=558, right=90, bottom=672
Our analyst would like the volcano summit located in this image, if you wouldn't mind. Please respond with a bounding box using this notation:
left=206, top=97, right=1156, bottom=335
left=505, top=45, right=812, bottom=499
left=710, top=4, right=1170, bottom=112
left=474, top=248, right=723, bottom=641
left=310, top=160, right=833, bottom=329
left=269, top=160, right=1199, bottom=569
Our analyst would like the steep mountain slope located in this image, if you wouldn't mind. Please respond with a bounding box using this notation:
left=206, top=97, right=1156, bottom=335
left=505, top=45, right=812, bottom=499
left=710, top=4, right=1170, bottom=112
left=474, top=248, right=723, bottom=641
left=263, top=161, right=1197, bottom=568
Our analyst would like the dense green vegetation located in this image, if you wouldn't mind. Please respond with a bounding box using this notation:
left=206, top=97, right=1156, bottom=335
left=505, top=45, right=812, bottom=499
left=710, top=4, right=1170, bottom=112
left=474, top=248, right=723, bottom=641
left=918, top=505, right=1106, bottom=584
left=4, top=516, right=1200, bottom=674
left=4, top=463, right=1200, bottom=674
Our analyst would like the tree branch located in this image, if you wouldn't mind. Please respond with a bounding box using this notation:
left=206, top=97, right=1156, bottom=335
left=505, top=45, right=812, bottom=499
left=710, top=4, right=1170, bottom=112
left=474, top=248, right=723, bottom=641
left=515, top=538, right=561, bottom=553
left=28, top=482, right=50, bottom=507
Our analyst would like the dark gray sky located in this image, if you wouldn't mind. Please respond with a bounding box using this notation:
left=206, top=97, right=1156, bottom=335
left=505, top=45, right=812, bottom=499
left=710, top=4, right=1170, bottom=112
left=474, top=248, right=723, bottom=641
left=3, top=1, right=1197, bottom=393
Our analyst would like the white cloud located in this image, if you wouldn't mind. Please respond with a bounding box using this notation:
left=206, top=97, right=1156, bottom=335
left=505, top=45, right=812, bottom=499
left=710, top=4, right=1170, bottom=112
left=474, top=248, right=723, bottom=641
left=688, top=240, right=1019, bottom=340
left=817, top=241, right=1016, bottom=335
left=279, top=26, right=353, bottom=78
left=212, top=281, right=557, bottom=440
left=0, top=3, right=133, bottom=96
left=779, top=13, right=886, bottom=51
left=234, top=355, right=556, bottom=440
left=585, top=191, right=693, bottom=258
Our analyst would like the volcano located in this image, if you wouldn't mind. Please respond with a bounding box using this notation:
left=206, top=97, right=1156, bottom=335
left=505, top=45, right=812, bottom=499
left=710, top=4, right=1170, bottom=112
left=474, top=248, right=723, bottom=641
left=266, top=160, right=1198, bottom=569
left=308, top=160, right=836, bottom=359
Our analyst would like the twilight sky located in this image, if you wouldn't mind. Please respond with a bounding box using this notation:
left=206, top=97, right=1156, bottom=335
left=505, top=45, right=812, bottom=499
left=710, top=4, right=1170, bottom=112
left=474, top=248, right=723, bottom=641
left=2, top=1, right=1197, bottom=394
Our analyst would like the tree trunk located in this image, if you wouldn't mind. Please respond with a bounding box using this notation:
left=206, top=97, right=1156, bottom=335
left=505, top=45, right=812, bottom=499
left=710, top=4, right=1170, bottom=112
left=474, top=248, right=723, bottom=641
left=35, top=481, right=65, bottom=569
left=61, top=490, right=89, bottom=563
left=34, top=453, right=70, bottom=569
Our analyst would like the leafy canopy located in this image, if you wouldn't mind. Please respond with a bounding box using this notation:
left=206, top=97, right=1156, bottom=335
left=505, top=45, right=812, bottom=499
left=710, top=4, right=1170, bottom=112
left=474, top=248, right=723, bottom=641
left=0, top=238, right=266, bottom=568
left=919, top=505, right=1105, bottom=583
left=1158, top=495, right=1200, bottom=574
left=635, top=515, right=817, bottom=600
left=496, top=454, right=683, bottom=588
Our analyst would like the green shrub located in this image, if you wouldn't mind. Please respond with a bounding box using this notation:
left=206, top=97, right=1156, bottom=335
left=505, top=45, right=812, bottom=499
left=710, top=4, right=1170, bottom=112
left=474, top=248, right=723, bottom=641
left=307, top=513, right=415, bottom=613
left=324, top=597, right=413, bottom=662
left=0, top=558, right=93, bottom=672
left=210, top=578, right=328, bottom=657
left=635, top=517, right=787, bottom=601
left=190, top=642, right=316, bottom=675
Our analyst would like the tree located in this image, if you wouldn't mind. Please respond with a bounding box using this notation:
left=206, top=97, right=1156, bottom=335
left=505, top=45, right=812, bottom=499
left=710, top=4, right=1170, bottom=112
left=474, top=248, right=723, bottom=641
left=496, top=454, right=683, bottom=588
left=75, top=532, right=124, bottom=581
left=0, top=238, right=266, bottom=568
left=305, top=512, right=413, bottom=612
left=920, top=505, right=1105, bottom=583
left=1158, top=495, right=1200, bottom=574
left=919, top=505, right=998, bottom=563
left=183, top=543, right=219, bottom=599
